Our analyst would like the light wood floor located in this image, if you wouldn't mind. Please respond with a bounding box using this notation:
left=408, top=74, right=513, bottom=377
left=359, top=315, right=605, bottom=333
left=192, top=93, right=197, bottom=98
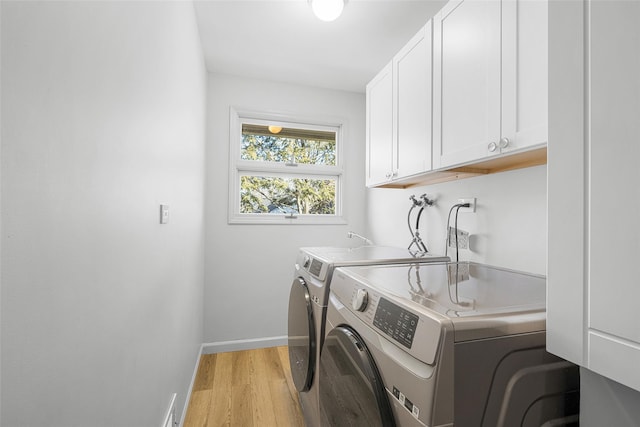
left=182, top=346, right=305, bottom=427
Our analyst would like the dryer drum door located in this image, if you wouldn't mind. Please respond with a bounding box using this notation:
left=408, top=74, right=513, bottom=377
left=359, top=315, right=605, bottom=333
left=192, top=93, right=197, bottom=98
left=319, top=325, right=396, bottom=427
left=288, top=277, right=316, bottom=392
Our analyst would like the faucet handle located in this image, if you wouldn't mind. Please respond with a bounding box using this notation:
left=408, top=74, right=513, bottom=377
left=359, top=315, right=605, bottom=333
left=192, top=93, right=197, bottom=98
left=409, top=194, right=421, bottom=207
left=420, top=194, right=435, bottom=206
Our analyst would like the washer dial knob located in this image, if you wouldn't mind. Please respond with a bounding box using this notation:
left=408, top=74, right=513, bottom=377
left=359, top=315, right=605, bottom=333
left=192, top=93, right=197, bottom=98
left=352, top=289, right=369, bottom=312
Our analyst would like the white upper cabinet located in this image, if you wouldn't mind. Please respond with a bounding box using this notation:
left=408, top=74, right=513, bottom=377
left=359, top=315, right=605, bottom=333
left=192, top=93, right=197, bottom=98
left=366, top=62, right=393, bottom=186
left=433, top=0, right=501, bottom=168
left=366, top=23, right=432, bottom=187
left=433, top=0, right=548, bottom=169
left=367, top=0, right=548, bottom=188
left=394, top=21, right=433, bottom=180
left=502, top=0, right=548, bottom=153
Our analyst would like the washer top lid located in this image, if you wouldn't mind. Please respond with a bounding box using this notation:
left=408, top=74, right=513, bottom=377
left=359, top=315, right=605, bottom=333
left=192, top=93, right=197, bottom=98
left=341, top=262, right=546, bottom=320
left=300, top=245, right=449, bottom=266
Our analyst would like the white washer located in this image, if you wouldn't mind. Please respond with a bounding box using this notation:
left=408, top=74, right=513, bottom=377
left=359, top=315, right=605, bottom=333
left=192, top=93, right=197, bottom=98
left=319, top=262, right=580, bottom=427
left=287, top=246, right=449, bottom=427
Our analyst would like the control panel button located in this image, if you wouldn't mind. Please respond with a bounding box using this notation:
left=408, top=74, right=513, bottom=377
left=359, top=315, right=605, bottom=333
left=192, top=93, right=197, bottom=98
left=373, top=297, right=419, bottom=349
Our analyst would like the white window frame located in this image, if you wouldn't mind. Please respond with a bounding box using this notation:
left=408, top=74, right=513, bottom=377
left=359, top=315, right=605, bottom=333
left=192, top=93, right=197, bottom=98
left=228, top=107, right=346, bottom=225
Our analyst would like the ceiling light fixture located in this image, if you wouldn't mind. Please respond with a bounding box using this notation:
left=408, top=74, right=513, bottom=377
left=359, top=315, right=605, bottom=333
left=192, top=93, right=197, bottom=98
left=310, top=0, right=345, bottom=22
left=268, top=125, right=283, bottom=134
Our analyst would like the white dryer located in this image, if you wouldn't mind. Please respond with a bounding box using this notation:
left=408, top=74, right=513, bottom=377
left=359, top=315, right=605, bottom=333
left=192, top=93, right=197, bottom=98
left=287, top=246, right=449, bottom=427
left=319, top=262, right=579, bottom=427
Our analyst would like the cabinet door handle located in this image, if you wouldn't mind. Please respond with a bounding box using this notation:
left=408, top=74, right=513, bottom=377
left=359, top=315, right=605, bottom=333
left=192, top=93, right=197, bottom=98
left=385, top=172, right=392, bottom=179
left=392, top=171, right=398, bottom=178
left=499, top=137, right=510, bottom=149
left=488, top=142, right=498, bottom=152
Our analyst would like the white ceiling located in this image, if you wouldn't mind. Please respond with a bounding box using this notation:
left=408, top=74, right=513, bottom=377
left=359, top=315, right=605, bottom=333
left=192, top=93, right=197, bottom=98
left=193, top=0, right=446, bottom=93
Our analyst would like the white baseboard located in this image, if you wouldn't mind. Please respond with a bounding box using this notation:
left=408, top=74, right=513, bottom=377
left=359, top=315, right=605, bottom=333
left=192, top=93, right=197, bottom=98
left=178, top=336, right=288, bottom=426
left=162, top=393, right=177, bottom=427
left=178, top=344, right=203, bottom=427
left=202, top=336, right=288, bottom=354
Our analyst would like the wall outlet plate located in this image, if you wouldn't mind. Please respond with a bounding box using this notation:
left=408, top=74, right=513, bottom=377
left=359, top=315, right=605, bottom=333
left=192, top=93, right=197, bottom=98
left=448, top=226, right=469, bottom=250
left=448, top=262, right=470, bottom=282
left=457, top=198, right=476, bottom=213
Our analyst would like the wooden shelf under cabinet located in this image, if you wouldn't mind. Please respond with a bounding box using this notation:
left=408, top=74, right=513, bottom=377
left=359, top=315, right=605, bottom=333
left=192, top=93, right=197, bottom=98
left=374, top=146, right=547, bottom=189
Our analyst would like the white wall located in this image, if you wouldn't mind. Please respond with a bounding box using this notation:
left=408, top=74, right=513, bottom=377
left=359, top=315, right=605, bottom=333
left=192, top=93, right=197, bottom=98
left=366, top=165, right=547, bottom=275
left=204, top=73, right=366, bottom=346
left=1, top=2, right=206, bottom=425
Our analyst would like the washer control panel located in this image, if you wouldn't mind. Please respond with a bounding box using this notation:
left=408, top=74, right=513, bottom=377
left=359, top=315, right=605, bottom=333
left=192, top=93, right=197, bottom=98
left=308, top=258, right=323, bottom=277
left=297, top=251, right=328, bottom=281
left=330, top=267, right=445, bottom=366
left=373, top=297, right=419, bottom=349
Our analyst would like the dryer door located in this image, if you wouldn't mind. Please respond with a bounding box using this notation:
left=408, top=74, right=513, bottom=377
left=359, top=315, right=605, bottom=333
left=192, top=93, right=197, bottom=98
left=288, top=277, right=316, bottom=392
left=319, top=325, right=396, bottom=427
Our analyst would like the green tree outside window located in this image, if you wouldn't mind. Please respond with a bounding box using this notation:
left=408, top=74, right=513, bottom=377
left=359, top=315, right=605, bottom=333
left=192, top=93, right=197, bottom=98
left=240, top=126, right=337, bottom=215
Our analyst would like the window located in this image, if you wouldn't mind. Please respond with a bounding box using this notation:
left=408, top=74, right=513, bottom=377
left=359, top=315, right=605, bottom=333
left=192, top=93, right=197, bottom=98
left=229, top=108, right=345, bottom=224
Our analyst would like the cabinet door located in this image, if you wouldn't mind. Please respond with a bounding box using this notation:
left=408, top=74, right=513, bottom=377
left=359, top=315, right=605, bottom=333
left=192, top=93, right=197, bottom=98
left=394, top=22, right=432, bottom=178
left=548, top=0, right=640, bottom=393
left=433, top=0, right=501, bottom=169
left=501, top=0, right=548, bottom=153
left=587, top=0, right=640, bottom=392
left=366, top=62, right=393, bottom=186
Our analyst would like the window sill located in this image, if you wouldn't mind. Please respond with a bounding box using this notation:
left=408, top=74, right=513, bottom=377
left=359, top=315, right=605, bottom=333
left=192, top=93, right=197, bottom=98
left=228, top=214, right=347, bottom=225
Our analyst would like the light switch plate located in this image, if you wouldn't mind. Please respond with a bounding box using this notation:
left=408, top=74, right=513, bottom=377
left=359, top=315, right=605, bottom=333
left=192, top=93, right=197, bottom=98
left=160, top=204, right=169, bottom=224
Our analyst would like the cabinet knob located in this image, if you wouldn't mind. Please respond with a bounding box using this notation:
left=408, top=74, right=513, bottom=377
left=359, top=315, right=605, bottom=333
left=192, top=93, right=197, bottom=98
left=385, top=172, right=392, bottom=179
left=488, top=142, right=498, bottom=152
left=499, top=137, right=510, bottom=149
left=392, top=171, right=398, bottom=178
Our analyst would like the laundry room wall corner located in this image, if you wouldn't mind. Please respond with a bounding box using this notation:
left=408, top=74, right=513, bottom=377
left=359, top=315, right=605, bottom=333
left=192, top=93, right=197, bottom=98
left=204, top=73, right=367, bottom=347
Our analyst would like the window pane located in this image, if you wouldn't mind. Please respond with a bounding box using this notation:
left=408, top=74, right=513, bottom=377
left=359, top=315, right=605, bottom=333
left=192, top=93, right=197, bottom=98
left=240, top=175, right=336, bottom=215
left=241, top=124, right=336, bottom=166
